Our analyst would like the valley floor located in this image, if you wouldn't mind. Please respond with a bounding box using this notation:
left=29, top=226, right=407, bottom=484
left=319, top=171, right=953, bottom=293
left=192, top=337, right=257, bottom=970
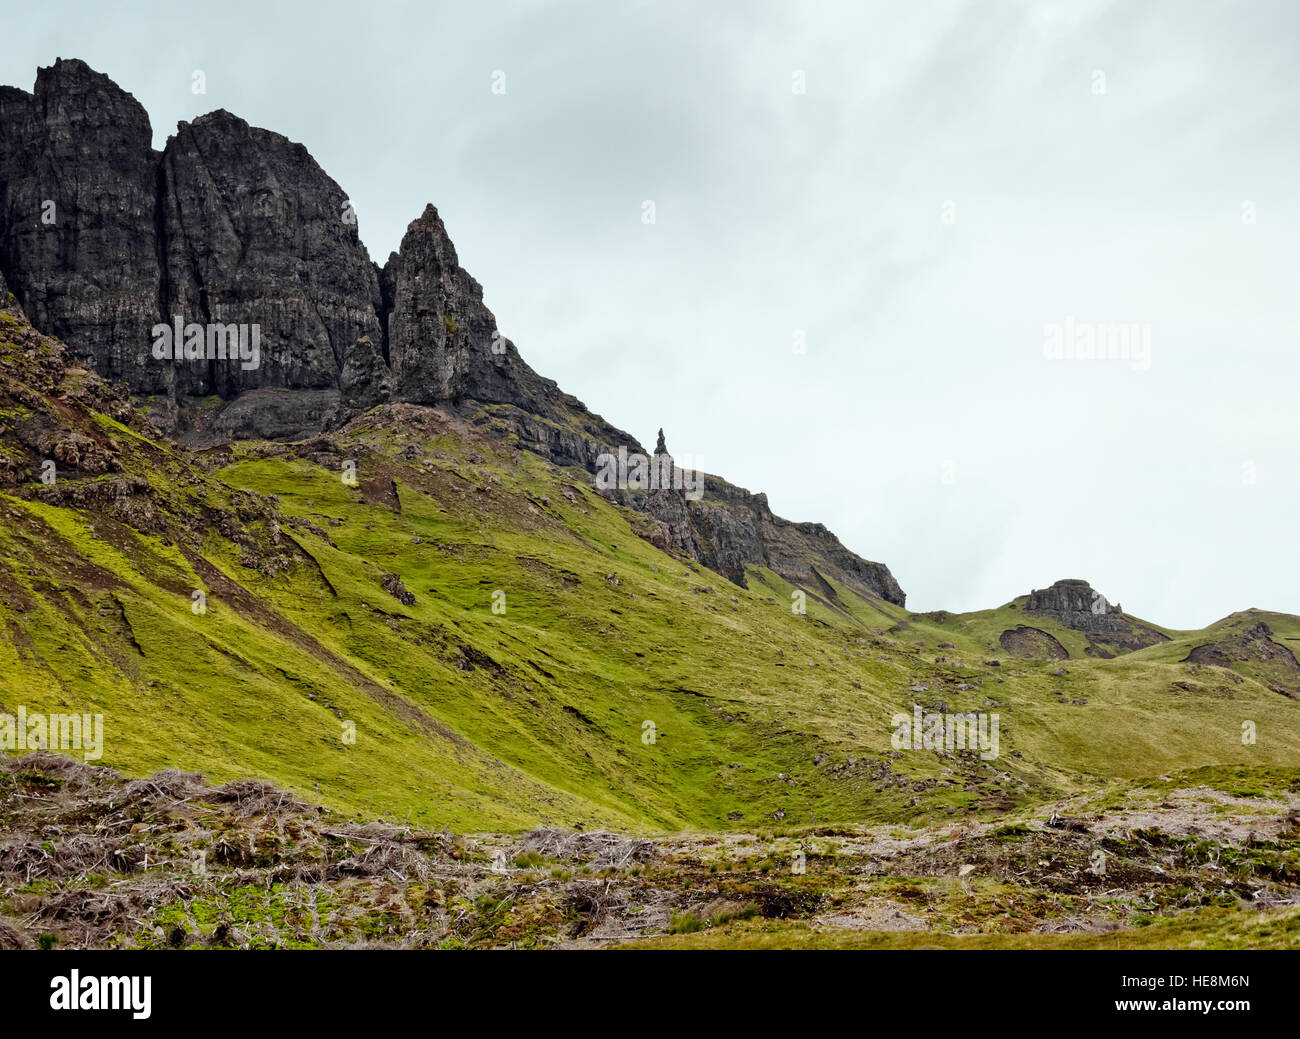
left=3, top=752, right=1298, bottom=950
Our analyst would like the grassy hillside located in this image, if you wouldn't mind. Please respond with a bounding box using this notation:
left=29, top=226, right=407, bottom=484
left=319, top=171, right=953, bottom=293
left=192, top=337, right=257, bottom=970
left=3, top=293, right=1300, bottom=833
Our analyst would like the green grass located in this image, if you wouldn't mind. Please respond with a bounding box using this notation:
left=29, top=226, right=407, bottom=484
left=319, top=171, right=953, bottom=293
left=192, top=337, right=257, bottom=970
left=3, top=300, right=1300, bottom=833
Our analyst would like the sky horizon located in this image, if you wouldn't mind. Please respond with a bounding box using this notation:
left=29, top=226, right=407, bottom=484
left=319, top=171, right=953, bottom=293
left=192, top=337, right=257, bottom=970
left=5, top=0, right=1298, bottom=628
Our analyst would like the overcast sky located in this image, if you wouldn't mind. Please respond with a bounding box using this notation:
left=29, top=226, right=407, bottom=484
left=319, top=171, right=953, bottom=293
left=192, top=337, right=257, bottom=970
left=5, top=0, right=1298, bottom=628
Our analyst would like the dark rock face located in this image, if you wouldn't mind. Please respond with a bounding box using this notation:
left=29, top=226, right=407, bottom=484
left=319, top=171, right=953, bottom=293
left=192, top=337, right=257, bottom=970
left=204, top=388, right=342, bottom=444
left=0, top=61, right=384, bottom=403
left=0, top=59, right=162, bottom=388
left=0, top=58, right=907, bottom=607
left=681, top=485, right=906, bottom=606
left=158, top=110, right=384, bottom=400
left=636, top=430, right=704, bottom=562
left=387, top=205, right=507, bottom=405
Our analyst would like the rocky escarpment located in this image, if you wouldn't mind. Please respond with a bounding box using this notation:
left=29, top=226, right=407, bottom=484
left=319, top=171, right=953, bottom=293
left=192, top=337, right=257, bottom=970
left=158, top=110, right=385, bottom=400
left=1023, top=579, right=1167, bottom=657
left=683, top=472, right=905, bottom=605
left=0, top=58, right=905, bottom=607
left=607, top=430, right=905, bottom=605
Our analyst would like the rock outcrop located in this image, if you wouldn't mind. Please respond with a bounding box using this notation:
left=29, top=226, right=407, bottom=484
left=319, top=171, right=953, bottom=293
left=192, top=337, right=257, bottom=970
left=0, top=60, right=385, bottom=404
left=1025, top=579, right=1126, bottom=632
left=683, top=474, right=905, bottom=604
left=386, top=204, right=516, bottom=407
left=0, top=58, right=906, bottom=607
left=1184, top=620, right=1300, bottom=697
left=999, top=625, right=1069, bottom=661
left=1024, top=579, right=1166, bottom=657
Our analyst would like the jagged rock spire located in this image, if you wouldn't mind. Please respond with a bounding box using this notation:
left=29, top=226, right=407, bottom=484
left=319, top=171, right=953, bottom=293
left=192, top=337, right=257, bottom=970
left=655, top=428, right=667, bottom=455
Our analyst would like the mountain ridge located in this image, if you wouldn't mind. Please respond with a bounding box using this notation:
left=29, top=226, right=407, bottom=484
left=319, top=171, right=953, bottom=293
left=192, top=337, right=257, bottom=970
left=0, top=57, right=903, bottom=606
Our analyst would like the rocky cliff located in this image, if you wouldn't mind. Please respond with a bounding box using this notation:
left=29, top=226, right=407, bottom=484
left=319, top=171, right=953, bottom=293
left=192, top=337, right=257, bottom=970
left=0, top=58, right=904, bottom=606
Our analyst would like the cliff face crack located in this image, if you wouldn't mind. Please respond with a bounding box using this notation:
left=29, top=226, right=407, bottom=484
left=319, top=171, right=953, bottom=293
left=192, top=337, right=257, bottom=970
left=152, top=155, right=172, bottom=382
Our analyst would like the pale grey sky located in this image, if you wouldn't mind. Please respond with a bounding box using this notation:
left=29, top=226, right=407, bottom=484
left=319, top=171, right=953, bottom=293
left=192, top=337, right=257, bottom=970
left=5, top=0, right=1298, bottom=627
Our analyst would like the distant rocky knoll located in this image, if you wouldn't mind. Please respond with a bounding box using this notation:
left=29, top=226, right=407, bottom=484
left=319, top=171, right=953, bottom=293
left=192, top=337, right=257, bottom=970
left=0, top=59, right=904, bottom=606
left=1020, top=579, right=1168, bottom=657
left=1185, top=621, right=1300, bottom=698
